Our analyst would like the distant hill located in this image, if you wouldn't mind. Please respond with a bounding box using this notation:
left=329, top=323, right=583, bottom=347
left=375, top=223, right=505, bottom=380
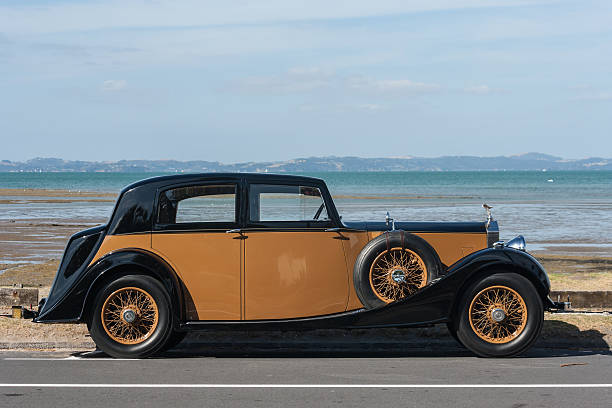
left=1, top=153, right=611, bottom=172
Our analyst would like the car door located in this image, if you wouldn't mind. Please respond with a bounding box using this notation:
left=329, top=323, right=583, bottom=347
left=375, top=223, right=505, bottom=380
left=242, top=182, right=349, bottom=320
left=151, top=181, right=242, bottom=321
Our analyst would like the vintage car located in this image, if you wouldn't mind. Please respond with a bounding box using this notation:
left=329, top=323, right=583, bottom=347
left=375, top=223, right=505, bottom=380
left=35, top=173, right=566, bottom=358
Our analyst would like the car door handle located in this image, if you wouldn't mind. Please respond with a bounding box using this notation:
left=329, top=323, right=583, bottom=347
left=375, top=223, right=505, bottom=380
left=326, top=227, right=349, bottom=240
left=226, top=228, right=247, bottom=239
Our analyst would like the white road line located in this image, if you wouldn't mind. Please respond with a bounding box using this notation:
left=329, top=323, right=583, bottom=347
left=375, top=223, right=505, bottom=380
left=0, top=384, right=611, bottom=388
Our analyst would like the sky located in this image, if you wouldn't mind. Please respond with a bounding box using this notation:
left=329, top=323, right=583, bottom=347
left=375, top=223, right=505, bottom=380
left=0, top=0, right=611, bottom=163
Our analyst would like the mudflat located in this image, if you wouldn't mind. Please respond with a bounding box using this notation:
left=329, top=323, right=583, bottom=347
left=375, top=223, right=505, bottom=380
left=1, top=187, right=611, bottom=291
left=0, top=188, right=116, bottom=198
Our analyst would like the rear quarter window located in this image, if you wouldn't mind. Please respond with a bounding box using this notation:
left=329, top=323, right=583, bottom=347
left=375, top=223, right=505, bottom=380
left=157, top=184, right=236, bottom=225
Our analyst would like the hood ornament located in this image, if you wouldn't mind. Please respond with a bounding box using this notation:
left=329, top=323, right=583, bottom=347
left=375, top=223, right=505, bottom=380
left=482, top=203, right=493, bottom=227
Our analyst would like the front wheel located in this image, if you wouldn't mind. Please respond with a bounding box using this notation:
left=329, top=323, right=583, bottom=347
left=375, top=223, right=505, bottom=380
left=456, top=273, right=543, bottom=357
left=89, top=275, right=172, bottom=358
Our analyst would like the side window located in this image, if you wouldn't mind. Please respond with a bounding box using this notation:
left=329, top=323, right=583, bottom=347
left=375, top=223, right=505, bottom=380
left=158, top=184, right=236, bottom=225
left=249, top=184, right=328, bottom=222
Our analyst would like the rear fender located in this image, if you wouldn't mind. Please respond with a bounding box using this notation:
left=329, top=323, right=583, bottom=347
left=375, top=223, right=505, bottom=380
left=81, top=250, right=184, bottom=326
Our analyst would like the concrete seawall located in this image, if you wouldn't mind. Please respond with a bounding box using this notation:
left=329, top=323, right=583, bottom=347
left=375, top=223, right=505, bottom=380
left=550, top=291, right=612, bottom=309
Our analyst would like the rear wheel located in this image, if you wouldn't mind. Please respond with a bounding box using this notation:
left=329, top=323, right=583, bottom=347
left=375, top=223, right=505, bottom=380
left=456, top=273, right=543, bottom=357
left=160, top=330, right=188, bottom=352
left=89, top=275, right=172, bottom=358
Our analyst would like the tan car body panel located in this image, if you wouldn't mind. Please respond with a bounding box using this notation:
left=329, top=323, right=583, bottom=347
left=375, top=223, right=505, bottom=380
left=151, top=232, right=241, bottom=321
left=339, top=232, right=371, bottom=311
left=244, top=231, right=349, bottom=320
left=89, top=229, right=488, bottom=321
left=366, top=231, right=487, bottom=265
left=89, top=234, right=152, bottom=266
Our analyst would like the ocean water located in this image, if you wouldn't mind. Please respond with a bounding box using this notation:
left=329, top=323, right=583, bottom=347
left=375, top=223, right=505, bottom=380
left=1, top=171, right=610, bottom=198
left=1, top=171, right=611, bottom=255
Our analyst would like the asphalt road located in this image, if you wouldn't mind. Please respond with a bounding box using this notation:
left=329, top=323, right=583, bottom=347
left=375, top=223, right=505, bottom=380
left=1, top=347, right=611, bottom=408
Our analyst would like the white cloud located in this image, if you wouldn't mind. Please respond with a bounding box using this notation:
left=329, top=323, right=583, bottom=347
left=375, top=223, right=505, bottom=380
left=574, top=92, right=612, bottom=101
left=568, top=84, right=594, bottom=90
left=298, top=103, right=387, bottom=113
left=3, top=0, right=607, bottom=82
left=239, top=68, right=334, bottom=93
left=298, top=105, right=320, bottom=112
left=355, top=103, right=385, bottom=111
left=0, top=1, right=542, bottom=35
left=568, top=85, right=612, bottom=101
left=238, top=68, right=440, bottom=95
left=350, top=77, right=441, bottom=93
left=101, top=79, right=127, bottom=92
left=463, top=85, right=504, bottom=94
left=287, top=67, right=332, bottom=77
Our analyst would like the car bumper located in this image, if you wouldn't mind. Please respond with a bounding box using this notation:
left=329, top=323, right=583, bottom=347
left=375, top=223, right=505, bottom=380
left=546, top=296, right=572, bottom=312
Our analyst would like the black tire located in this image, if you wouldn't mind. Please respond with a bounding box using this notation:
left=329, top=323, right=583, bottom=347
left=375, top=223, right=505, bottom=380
left=456, top=272, right=543, bottom=358
left=89, top=275, right=172, bottom=359
left=160, top=330, right=188, bottom=352
left=446, top=322, right=463, bottom=346
left=354, top=232, right=442, bottom=309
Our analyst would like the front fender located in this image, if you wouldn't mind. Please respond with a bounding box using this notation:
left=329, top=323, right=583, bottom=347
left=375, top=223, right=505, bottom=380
left=446, top=247, right=551, bottom=298
left=36, top=249, right=184, bottom=324
left=349, top=247, right=551, bottom=328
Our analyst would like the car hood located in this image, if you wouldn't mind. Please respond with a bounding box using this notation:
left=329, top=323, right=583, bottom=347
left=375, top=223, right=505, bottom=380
left=342, top=221, right=489, bottom=233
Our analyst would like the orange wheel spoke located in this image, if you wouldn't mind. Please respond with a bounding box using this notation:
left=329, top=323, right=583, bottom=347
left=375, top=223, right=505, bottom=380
left=101, top=287, right=159, bottom=345
left=468, top=285, right=527, bottom=344
left=369, top=248, right=427, bottom=303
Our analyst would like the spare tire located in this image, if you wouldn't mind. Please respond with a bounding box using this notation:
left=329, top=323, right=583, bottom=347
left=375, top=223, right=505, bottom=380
left=353, top=231, right=442, bottom=309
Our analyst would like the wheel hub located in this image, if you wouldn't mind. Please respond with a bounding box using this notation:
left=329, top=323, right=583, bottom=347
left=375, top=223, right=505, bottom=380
left=369, top=247, right=428, bottom=303
left=468, top=285, right=528, bottom=344
left=101, top=286, right=159, bottom=345
left=490, top=308, right=506, bottom=322
left=391, top=269, right=406, bottom=283
left=122, top=308, right=137, bottom=323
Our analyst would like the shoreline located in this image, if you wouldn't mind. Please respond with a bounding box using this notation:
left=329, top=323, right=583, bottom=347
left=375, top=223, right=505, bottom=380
left=0, top=188, right=116, bottom=197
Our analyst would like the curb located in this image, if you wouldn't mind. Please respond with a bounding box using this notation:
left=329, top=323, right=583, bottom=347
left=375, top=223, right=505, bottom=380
left=550, top=291, right=612, bottom=309
left=0, top=341, right=94, bottom=350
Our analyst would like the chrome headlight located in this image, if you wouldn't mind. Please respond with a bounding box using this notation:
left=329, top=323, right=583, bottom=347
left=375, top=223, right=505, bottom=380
left=506, top=235, right=526, bottom=251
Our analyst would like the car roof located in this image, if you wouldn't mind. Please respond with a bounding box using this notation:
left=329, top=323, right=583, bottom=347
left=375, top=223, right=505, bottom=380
left=121, top=172, right=325, bottom=192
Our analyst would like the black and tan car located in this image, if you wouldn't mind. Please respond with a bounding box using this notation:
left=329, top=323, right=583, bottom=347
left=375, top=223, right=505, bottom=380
left=35, top=173, right=566, bottom=358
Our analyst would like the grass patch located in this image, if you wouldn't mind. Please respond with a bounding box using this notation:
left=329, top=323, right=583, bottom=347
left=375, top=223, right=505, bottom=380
left=547, top=272, right=612, bottom=291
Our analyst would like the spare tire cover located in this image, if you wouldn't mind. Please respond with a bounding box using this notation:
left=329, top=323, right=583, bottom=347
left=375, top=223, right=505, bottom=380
left=353, top=231, right=442, bottom=309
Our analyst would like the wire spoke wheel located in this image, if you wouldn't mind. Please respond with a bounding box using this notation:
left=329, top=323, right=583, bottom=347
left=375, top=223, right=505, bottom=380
left=101, top=287, right=159, bottom=345
left=369, top=247, right=428, bottom=303
left=468, top=285, right=527, bottom=344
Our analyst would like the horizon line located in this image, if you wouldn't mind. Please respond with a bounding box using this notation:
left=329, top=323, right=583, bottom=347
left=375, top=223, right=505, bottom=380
left=3, top=152, right=612, bottom=165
